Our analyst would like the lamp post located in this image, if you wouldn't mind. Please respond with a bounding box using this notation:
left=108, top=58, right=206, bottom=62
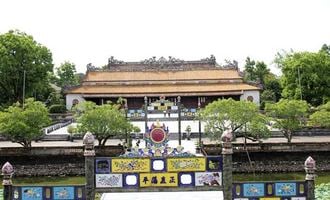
left=22, top=70, right=26, bottom=109
left=144, top=96, right=148, bottom=147
left=177, top=96, right=182, bottom=145
left=124, top=101, right=129, bottom=147
left=198, top=97, right=202, bottom=148
left=297, top=66, right=302, bottom=100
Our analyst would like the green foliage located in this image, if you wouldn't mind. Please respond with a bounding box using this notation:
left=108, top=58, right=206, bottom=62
left=265, top=99, right=308, bottom=142
left=278, top=50, right=330, bottom=106
left=200, top=98, right=270, bottom=141
left=72, top=101, right=96, bottom=116
left=77, top=103, right=133, bottom=146
left=264, top=74, right=282, bottom=102
left=54, top=61, right=79, bottom=89
left=0, top=98, right=51, bottom=148
left=244, top=57, right=281, bottom=109
left=132, top=126, right=141, bottom=133
left=243, top=57, right=270, bottom=86
left=49, top=104, right=67, bottom=113
left=316, top=183, right=330, bottom=200
left=0, top=30, right=53, bottom=106
left=309, top=102, right=330, bottom=128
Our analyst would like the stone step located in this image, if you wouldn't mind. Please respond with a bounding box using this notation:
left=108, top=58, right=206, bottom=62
left=41, top=134, right=69, bottom=141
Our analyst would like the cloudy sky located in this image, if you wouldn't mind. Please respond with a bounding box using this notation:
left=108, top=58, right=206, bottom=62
left=1, top=0, right=329, bottom=74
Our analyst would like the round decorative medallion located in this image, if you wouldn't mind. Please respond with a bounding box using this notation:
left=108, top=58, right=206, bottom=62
left=150, top=128, right=166, bottom=143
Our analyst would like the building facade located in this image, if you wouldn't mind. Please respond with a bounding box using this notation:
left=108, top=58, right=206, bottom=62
left=66, top=56, right=260, bottom=111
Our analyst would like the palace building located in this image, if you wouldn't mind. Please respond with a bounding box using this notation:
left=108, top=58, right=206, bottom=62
left=65, top=56, right=260, bottom=112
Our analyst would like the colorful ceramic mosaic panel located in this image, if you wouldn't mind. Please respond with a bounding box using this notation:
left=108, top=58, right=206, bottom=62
left=95, top=158, right=110, bottom=174
left=21, top=187, right=43, bottom=200
left=233, top=182, right=307, bottom=199
left=111, top=158, right=150, bottom=173
left=95, top=174, right=123, bottom=188
left=139, top=173, right=178, bottom=187
left=275, top=182, right=296, bottom=196
left=53, top=187, right=74, bottom=200
left=195, top=172, right=221, bottom=186
left=243, top=183, right=265, bottom=197
left=206, top=156, right=222, bottom=172
left=167, top=157, right=206, bottom=172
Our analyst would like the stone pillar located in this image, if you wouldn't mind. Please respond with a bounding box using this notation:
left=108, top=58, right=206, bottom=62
left=305, top=156, right=316, bottom=200
left=83, top=132, right=96, bottom=200
left=221, top=130, right=233, bottom=200
left=177, top=96, right=182, bottom=145
left=2, top=162, right=14, bottom=200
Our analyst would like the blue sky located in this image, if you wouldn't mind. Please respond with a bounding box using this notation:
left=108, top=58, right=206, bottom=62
left=1, top=0, right=329, bottom=74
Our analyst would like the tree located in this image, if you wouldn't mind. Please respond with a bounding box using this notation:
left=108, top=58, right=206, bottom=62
left=243, top=57, right=270, bottom=86
left=264, top=74, right=282, bottom=102
left=77, top=103, right=133, bottom=146
left=0, top=98, right=51, bottom=148
left=265, top=99, right=308, bottom=143
left=0, top=30, right=53, bottom=106
left=309, top=102, right=330, bottom=128
left=55, top=61, right=79, bottom=89
left=200, top=99, right=270, bottom=142
left=278, top=50, right=330, bottom=106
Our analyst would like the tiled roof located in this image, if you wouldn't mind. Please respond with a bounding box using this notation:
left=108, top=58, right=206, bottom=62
left=69, top=83, right=259, bottom=97
left=84, top=69, right=242, bottom=82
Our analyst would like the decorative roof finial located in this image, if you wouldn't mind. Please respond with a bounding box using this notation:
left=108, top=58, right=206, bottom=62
left=1, top=162, right=14, bottom=175
left=83, top=132, right=95, bottom=146
left=221, top=129, right=233, bottom=142
left=304, top=156, right=316, bottom=169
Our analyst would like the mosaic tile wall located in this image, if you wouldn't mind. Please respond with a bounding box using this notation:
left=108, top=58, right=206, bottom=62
left=11, top=186, right=85, bottom=200
left=95, top=156, right=223, bottom=188
left=233, top=181, right=307, bottom=200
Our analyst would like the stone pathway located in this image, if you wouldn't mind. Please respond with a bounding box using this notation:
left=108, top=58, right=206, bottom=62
left=101, top=191, right=223, bottom=200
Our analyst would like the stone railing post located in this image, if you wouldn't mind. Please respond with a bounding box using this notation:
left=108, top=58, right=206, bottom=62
left=221, top=130, right=233, bottom=200
left=2, top=162, right=14, bottom=200
left=305, top=156, right=316, bottom=200
left=83, top=132, right=96, bottom=200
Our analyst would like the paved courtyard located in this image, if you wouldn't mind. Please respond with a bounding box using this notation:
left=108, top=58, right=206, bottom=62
left=101, top=191, right=223, bottom=200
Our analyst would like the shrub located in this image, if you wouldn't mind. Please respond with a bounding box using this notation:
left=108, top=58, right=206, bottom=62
left=49, top=104, right=67, bottom=113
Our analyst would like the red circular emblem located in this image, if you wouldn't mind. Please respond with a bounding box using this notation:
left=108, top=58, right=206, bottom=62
left=150, top=128, right=166, bottom=143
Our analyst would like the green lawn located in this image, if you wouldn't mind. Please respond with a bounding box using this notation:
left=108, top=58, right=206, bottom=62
left=233, top=172, right=330, bottom=185
left=0, top=176, right=85, bottom=189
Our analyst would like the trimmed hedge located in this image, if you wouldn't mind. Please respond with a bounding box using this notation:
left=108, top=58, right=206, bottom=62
left=49, top=104, right=67, bottom=113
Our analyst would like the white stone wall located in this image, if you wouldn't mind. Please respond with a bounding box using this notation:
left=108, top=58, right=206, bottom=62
left=65, top=94, right=85, bottom=110
left=240, top=90, right=260, bottom=105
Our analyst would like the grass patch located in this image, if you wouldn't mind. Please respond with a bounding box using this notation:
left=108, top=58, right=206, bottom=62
left=233, top=172, right=330, bottom=185
left=0, top=176, right=85, bottom=189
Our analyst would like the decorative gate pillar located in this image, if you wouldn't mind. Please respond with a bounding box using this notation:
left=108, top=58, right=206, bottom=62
left=305, top=156, right=316, bottom=200
left=83, top=132, right=96, bottom=200
left=2, top=162, right=14, bottom=200
left=221, top=130, right=233, bottom=200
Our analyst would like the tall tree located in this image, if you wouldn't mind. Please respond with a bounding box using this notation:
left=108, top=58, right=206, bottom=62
left=243, top=57, right=256, bottom=82
left=0, top=30, right=53, bottom=106
left=278, top=50, right=330, bottom=106
left=55, top=61, right=79, bottom=89
left=0, top=98, right=51, bottom=148
left=243, top=57, right=270, bottom=86
left=200, top=99, right=270, bottom=142
left=77, top=103, right=133, bottom=146
left=265, top=99, right=308, bottom=143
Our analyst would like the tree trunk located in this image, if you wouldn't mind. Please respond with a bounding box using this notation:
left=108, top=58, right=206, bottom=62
left=286, top=130, right=292, bottom=143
